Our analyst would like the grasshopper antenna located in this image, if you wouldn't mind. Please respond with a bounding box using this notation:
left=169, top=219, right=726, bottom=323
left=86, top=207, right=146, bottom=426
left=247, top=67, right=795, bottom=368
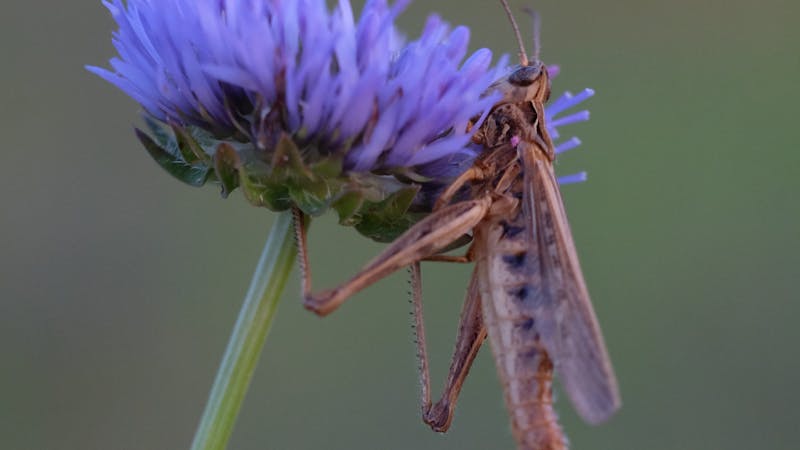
left=523, top=7, right=542, bottom=62
left=500, top=0, right=529, bottom=66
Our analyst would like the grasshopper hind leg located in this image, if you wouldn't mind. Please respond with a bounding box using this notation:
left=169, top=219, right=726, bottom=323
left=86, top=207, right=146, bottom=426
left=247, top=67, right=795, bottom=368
left=292, top=207, right=313, bottom=300
left=302, top=197, right=491, bottom=316
left=410, top=261, right=487, bottom=432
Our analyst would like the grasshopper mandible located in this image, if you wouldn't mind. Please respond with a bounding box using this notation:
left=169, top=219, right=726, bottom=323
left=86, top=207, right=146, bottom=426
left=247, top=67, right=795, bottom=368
left=293, top=3, right=620, bottom=449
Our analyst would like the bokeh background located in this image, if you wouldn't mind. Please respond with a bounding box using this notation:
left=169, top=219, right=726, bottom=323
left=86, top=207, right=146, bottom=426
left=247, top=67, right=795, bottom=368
left=2, top=0, right=798, bottom=449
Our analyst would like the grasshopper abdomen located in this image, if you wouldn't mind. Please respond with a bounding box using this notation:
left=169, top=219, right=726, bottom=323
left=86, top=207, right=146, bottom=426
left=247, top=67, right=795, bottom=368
left=477, top=196, right=567, bottom=450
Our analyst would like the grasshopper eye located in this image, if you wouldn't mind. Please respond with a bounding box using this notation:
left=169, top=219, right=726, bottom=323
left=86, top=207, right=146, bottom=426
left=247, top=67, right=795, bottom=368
left=509, top=63, right=543, bottom=86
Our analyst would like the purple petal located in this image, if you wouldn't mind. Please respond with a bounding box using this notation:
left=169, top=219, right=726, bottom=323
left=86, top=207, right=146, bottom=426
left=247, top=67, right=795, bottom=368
left=555, top=137, right=582, bottom=154
left=558, top=171, right=588, bottom=185
left=550, top=110, right=590, bottom=128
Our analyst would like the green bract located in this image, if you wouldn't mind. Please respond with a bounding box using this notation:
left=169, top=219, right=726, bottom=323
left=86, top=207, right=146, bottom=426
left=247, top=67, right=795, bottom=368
left=139, top=117, right=428, bottom=242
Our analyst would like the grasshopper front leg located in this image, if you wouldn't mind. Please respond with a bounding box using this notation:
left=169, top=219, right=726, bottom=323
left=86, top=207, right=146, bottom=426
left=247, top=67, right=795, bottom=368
left=410, top=262, right=487, bottom=432
left=304, top=197, right=492, bottom=316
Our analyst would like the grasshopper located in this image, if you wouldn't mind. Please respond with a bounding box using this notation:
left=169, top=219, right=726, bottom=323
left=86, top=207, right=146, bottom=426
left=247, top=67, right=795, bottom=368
left=293, top=3, right=620, bottom=448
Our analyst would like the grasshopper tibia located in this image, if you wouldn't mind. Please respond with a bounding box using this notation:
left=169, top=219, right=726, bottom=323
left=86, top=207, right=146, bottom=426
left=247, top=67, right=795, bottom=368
left=411, top=262, right=487, bottom=432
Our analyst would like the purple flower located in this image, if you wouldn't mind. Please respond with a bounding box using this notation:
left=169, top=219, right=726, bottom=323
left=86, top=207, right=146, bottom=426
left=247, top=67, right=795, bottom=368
left=546, top=87, right=595, bottom=185
left=87, top=0, right=505, bottom=175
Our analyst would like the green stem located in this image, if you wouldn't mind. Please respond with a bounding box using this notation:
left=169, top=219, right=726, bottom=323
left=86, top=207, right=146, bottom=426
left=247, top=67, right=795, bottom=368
left=190, top=211, right=296, bottom=450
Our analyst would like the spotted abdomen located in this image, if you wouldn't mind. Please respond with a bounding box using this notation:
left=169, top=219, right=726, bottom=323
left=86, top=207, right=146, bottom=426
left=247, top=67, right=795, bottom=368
left=477, top=206, right=567, bottom=450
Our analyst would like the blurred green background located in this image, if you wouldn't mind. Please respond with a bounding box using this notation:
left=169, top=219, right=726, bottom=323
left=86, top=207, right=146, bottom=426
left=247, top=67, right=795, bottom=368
left=2, top=0, right=798, bottom=449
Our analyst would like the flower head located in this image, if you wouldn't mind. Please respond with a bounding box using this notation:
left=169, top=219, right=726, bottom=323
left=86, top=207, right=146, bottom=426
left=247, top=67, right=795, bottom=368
left=88, top=0, right=504, bottom=170
left=88, top=0, right=593, bottom=240
left=88, top=0, right=511, bottom=240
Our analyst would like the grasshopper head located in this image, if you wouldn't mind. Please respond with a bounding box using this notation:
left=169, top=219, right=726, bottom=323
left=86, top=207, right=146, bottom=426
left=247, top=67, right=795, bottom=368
left=489, top=59, right=551, bottom=106
left=493, top=2, right=551, bottom=106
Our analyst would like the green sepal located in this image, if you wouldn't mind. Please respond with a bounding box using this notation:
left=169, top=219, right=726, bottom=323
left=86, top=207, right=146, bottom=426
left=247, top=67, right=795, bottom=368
left=271, top=134, right=314, bottom=182
left=355, top=185, right=423, bottom=243
left=143, top=116, right=175, bottom=150
left=310, top=154, right=344, bottom=179
left=171, top=123, right=212, bottom=164
left=135, top=128, right=211, bottom=187
left=288, top=179, right=332, bottom=217
left=189, top=126, right=224, bottom=160
left=332, top=191, right=364, bottom=226
left=238, top=160, right=292, bottom=211
left=214, top=143, right=241, bottom=198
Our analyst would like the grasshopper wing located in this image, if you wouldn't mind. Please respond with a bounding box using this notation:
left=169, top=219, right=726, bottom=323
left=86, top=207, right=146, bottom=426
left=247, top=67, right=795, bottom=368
left=520, top=142, right=621, bottom=425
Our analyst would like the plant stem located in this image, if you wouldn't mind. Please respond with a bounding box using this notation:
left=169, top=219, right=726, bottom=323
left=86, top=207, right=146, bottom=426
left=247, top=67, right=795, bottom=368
left=190, top=211, right=296, bottom=450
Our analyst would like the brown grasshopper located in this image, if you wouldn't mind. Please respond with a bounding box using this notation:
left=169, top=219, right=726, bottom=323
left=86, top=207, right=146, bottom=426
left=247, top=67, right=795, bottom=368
left=293, top=3, right=620, bottom=449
